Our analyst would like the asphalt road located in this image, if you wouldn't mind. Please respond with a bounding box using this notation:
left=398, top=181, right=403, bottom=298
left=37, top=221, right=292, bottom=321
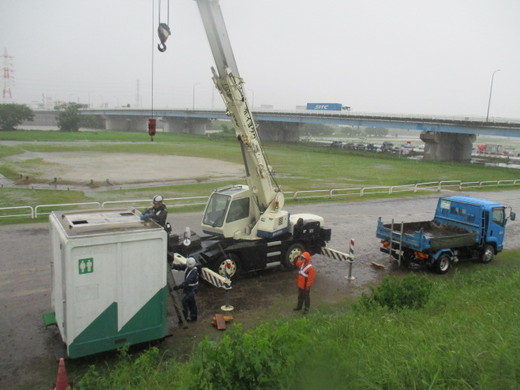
left=1, top=190, right=520, bottom=388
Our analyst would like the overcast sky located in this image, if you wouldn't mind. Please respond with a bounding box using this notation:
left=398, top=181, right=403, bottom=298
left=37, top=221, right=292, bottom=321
left=1, top=0, right=519, bottom=119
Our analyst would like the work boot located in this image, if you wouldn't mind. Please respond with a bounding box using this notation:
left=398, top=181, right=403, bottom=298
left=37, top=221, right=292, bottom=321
left=293, top=307, right=302, bottom=311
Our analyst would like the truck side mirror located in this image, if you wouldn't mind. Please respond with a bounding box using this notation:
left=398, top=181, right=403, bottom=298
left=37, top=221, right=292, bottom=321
left=510, top=212, right=516, bottom=221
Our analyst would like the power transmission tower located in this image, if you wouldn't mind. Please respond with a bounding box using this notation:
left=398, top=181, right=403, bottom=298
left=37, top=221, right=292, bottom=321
left=2, top=48, right=14, bottom=101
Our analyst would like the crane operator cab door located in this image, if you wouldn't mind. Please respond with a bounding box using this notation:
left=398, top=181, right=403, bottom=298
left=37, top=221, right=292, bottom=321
left=202, top=185, right=255, bottom=238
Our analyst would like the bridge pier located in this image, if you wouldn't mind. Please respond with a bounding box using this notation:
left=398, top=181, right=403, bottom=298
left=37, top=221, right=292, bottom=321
left=256, top=121, right=301, bottom=142
left=420, top=131, right=476, bottom=162
left=162, top=117, right=210, bottom=134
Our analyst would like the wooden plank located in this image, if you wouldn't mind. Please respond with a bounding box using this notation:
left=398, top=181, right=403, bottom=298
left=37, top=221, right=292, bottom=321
left=215, top=314, right=226, bottom=330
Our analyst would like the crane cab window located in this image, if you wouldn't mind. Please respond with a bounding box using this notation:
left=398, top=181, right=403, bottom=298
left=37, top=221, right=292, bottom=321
left=203, top=193, right=230, bottom=228
left=226, top=198, right=250, bottom=223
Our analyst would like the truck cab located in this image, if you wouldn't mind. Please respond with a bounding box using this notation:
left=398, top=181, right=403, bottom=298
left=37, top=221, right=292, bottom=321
left=435, top=196, right=515, bottom=253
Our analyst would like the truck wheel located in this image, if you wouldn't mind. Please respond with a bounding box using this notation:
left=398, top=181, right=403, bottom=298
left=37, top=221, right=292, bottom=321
left=215, top=253, right=241, bottom=280
left=283, top=243, right=305, bottom=270
left=401, top=251, right=414, bottom=267
left=433, top=254, right=450, bottom=274
left=480, top=245, right=495, bottom=263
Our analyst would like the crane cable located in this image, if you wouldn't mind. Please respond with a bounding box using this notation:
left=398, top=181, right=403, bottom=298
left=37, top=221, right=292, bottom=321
left=149, top=0, right=171, bottom=141
left=157, top=0, right=171, bottom=52
left=148, top=0, right=157, bottom=141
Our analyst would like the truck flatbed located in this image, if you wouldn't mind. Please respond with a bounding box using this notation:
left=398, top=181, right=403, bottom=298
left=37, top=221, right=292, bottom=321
left=381, top=220, right=476, bottom=251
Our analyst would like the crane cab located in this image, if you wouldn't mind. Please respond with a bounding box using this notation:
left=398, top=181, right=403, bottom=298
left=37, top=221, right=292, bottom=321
left=201, top=185, right=289, bottom=240
left=202, top=185, right=254, bottom=238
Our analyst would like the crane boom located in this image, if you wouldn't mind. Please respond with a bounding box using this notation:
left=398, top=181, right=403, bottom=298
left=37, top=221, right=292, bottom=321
left=195, top=0, right=283, bottom=217
left=195, top=0, right=239, bottom=77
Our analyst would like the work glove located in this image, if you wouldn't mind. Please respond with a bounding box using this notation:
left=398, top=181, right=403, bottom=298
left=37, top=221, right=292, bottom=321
left=173, top=285, right=180, bottom=291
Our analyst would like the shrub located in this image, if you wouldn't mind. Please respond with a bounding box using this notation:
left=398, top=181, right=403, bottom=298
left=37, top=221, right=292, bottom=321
left=357, top=274, right=433, bottom=311
left=189, top=321, right=309, bottom=390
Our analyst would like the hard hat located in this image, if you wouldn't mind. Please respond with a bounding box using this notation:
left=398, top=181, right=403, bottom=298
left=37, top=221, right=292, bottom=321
left=186, top=257, right=196, bottom=268
left=300, top=252, right=311, bottom=262
left=153, top=195, right=163, bottom=204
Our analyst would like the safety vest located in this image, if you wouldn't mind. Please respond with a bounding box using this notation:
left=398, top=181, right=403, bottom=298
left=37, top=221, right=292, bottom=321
left=299, top=263, right=313, bottom=278
left=297, top=261, right=315, bottom=290
left=185, top=268, right=199, bottom=287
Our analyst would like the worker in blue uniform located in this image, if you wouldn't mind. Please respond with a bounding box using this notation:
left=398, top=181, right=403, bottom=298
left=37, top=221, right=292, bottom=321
left=172, top=257, right=199, bottom=322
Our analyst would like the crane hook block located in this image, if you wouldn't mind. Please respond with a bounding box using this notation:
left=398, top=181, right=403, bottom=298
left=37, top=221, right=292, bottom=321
left=157, top=23, right=171, bottom=52
left=148, top=118, right=157, bottom=140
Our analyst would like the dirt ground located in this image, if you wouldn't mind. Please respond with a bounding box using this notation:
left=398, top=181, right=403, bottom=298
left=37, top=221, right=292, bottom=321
left=4, top=150, right=244, bottom=184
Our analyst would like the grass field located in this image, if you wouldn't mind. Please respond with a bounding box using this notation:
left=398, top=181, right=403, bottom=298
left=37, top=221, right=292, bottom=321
left=1, top=130, right=519, bottom=217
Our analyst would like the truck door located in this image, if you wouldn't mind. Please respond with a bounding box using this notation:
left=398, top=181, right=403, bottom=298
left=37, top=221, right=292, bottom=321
left=487, top=207, right=506, bottom=251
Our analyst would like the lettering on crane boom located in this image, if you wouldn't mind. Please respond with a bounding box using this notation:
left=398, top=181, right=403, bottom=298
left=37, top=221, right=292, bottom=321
left=244, top=108, right=256, bottom=137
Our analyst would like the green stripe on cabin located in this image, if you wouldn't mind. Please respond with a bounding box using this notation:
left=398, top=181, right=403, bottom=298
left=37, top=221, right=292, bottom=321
left=68, top=287, right=168, bottom=358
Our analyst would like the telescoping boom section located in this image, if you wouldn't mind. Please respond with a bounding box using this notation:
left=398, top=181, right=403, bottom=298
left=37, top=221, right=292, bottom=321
left=195, top=0, right=286, bottom=239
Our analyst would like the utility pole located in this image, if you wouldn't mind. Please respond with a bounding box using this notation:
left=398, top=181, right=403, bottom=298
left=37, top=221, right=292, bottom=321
left=135, top=79, right=141, bottom=108
left=486, top=69, right=500, bottom=122
left=2, top=48, right=14, bottom=101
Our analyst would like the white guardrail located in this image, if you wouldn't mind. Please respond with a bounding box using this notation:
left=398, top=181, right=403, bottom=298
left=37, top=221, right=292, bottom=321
left=1, top=180, right=520, bottom=220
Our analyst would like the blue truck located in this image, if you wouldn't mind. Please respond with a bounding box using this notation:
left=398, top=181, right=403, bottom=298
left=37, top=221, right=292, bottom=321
left=376, top=196, right=515, bottom=273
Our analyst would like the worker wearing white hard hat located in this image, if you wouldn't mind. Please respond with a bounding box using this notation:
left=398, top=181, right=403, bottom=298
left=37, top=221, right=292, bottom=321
left=172, top=257, right=199, bottom=322
left=141, top=195, right=168, bottom=227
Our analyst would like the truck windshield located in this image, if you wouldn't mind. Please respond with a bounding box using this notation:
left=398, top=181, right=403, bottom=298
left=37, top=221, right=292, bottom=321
left=203, top=193, right=230, bottom=228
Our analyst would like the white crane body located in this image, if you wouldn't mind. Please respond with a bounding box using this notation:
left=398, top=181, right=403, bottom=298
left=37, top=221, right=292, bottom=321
left=169, top=0, right=331, bottom=278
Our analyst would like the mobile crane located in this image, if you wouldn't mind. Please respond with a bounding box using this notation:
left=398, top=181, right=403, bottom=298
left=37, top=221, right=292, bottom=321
left=170, top=0, right=331, bottom=278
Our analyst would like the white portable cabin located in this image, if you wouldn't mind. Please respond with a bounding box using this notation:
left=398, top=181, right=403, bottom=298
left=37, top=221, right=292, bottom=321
left=48, top=208, right=168, bottom=358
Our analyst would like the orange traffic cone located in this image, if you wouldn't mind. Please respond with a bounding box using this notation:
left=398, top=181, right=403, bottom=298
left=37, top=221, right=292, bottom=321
left=53, top=358, right=70, bottom=390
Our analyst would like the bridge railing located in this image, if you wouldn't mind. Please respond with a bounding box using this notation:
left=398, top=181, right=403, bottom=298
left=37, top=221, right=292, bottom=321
left=1, top=179, right=520, bottom=221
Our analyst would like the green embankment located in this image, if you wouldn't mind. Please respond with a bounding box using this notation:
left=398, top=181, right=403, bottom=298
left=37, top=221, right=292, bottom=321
left=74, top=251, right=520, bottom=389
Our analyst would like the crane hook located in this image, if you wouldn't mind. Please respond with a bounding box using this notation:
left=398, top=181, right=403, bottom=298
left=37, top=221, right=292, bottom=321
left=157, top=23, right=171, bottom=52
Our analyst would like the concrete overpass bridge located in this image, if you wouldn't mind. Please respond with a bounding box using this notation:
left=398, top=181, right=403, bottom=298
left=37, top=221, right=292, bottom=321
left=29, top=108, right=520, bottom=162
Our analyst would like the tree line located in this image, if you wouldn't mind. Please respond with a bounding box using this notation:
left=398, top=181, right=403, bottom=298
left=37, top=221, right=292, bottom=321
left=0, top=103, right=96, bottom=132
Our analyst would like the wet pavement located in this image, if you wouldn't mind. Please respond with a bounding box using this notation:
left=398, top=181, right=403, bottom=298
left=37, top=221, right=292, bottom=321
left=1, top=190, right=520, bottom=388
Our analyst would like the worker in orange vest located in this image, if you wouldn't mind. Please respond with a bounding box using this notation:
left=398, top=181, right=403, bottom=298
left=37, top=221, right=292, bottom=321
left=293, top=251, right=315, bottom=314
